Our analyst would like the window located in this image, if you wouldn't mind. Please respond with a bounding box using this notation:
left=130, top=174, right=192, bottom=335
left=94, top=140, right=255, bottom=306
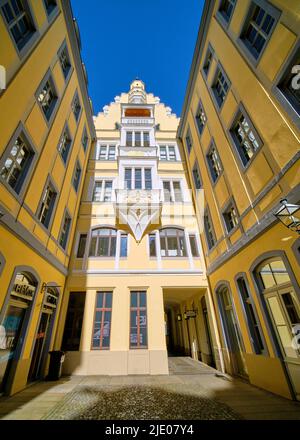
left=240, top=1, right=278, bottom=61
left=130, top=291, right=147, bottom=349
left=218, top=0, right=236, bottom=23
left=97, top=144, right=116, bottom=160
left=108, top=146, right=115, bottom=160
left=77, top=234, right=87, bottom=258
left=37, top=75, right=58, bottom=121
left=72, top=92, right=81, bottom=122
left=159, top=145, right=177, bottom=161
left=58, top=43, right=71, bottom=79
left=37, top=180, right=57, bottom=228
left=204, top=210, right=216, bottom=250
left=89, top=228, right=117, bottom=257
left=203, top=46, right=213, bottom=76
left=62, top=292, right=86, bottom=351
left=124, top=168, right=152, bottom=190
left=72, top=161, right=81, bottom=192
left=237, top=277, right=265, bottom=354
left=230, top=108, right=262, bottom=166
left=92, top=292, right=112, bottom=349
left=185, top=131, right=193, bottom=154
left=126, top=131, right=133, bottom=146
left=59, top=212, right=71, bottom=250
left=206, top=143, right=222, bottom=183
left=43, top=0, right=57, bottom=16
left=144, top=168, right=152, bottom=190
left=126, top=131, right=150, bottom=147
left=189, top=235, right=199, bottom=257
left=212, top=65, right=230, bottom=108
left=192, top=162, right=202, bottom=189
left=195, top=101, right=207, bottom=135
left=163, top=180, right=182, bottom=202
left=159, top=228, right=187, bottom=257
left=58, top=126, right=71, bottom=164
left=223, top=201, right=239, bottom=233
left=93, top=180, right=113, bottom=202
left=149, top=234, right=156, bottom=257
left=81, top=127, right=89, bottom=152
left=120, top=234, right=128, bottom=257
left=1, top=0, right=36, bottom=51
left=0, top=131, right=34, bottom=194
left=277, top=47, right=300, bottom=117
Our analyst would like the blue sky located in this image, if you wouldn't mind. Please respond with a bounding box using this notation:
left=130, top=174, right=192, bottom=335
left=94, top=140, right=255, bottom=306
left=71, top=0, right=204, bottom=117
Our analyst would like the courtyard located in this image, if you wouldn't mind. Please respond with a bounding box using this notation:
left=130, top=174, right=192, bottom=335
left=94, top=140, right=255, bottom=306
left=0, top=357, right=299, bottom=421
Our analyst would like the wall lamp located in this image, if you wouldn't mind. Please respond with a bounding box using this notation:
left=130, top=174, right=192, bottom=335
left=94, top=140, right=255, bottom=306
left=274, top=199, right=300, bottom=234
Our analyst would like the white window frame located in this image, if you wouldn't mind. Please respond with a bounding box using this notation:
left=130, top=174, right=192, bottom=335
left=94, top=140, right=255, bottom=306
left=162, top=179, right=183, bottom=202
left=92, top=179, right=114, bottom=202
left=159, top=144, right=178, bottom=161
left=124, top=166, right=153, bottom=190
left=96, top=142, right=117, bottom=161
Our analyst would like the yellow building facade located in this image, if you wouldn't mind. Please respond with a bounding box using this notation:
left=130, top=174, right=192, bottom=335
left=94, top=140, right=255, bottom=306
left=0, top=0, right=95, bottom=395
left=58, top=80, right=223, bottom=376
left=178, top=0, right=300, bottom=400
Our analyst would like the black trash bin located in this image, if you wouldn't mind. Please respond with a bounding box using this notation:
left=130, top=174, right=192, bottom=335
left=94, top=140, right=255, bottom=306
left=47, top=350, right=65, bottom=381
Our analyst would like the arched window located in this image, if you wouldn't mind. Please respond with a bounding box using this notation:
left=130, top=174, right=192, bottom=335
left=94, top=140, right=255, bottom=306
left=255, top=256, right=300, bottom=398
left=89, top=228, right=117, bottom=257
left=159, top=228, right=187, bottom=257
left=256, top=258, right=300, bottom=350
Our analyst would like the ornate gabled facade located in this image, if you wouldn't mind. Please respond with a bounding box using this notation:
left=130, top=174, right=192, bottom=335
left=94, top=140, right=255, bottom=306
left=58, top=80, right=222, bottom=376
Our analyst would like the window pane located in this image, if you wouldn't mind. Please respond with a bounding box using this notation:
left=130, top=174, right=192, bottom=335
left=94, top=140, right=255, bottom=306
left=98, top=237, right=109, bottom=256
left=173, top=181, right=182, bottom=202
left=120, top=235, right=127, bottom=257
left=149, top=234, right=156, bottom=257
left=77, top=234, right=87, bottom=258
left=160, top=146, right=167, bottom=160
left=168, top=146, right=176, bottom=161
left=135, top=132, right=141, bottom=146
left=270, top=260, right=291, bottom=285
left=96, top=292, right=104, bottom=308
left=144, top=168, right=152, bottom=190
left=259, top=263, right=276, bottom=289
left=135, top=168, right=142, bottom=189
left=189, top=235, right=198, bottom=257
left=131, top=292, right=138, bottom=307
left=125, top=168, right=132, bottom=189
left=163, top=181, right=171, bottom=201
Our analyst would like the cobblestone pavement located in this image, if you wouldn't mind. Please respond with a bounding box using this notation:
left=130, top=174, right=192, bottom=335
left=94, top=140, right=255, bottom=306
left=0, top=357, right=300, bottom=420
